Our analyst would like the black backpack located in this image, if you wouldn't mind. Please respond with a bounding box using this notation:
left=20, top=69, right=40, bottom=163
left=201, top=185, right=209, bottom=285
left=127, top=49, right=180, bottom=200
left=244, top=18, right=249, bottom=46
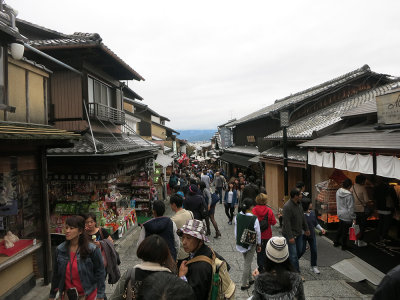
left=259, top=210, right=269, bottom=232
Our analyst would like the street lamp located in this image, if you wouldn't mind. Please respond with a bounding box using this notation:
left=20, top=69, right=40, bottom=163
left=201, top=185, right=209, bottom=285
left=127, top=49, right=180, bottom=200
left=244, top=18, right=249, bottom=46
left=280, top=111, right=289, bottom=199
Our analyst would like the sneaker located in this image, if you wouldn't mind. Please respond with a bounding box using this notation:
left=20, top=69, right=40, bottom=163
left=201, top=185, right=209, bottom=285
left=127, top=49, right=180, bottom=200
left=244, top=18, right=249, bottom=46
left=357, top=240, right=367, bottom=247
left=311, top=266, right=320, bottom=274
left=333, top=242, right=340, bottom=247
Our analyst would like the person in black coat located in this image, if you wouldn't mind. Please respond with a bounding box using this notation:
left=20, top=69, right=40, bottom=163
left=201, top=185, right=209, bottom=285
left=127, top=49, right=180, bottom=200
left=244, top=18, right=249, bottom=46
left=178, top=219, right=213, bottom=300
left=242, top=175, right=259, bottom=205
left=184, top=184, right=205, bottom=220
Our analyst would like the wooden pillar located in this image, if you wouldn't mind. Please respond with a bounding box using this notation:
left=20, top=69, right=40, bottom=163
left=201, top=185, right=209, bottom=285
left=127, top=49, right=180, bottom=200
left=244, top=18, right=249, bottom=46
left=39, top=147, right=52, bottom=284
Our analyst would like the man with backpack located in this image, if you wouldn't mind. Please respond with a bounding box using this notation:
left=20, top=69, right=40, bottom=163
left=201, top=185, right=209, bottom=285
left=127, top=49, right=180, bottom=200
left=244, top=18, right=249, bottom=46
left=178, top=219, right=235, bottom=300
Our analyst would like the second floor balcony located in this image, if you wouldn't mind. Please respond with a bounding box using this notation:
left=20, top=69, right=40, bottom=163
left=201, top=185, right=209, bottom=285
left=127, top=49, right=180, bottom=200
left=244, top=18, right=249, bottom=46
left=88, top=102, right=125, bottom=125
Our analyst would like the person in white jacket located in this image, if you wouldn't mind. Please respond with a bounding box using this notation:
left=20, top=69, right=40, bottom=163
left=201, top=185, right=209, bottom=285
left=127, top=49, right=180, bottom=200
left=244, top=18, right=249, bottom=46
left=334, top=179, right=356, bottom=251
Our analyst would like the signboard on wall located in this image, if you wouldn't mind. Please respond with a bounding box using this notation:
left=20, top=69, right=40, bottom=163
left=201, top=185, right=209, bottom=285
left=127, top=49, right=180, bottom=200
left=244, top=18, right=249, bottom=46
left=219, top=127, right=232, bottom=148
left=376, top=91, right=400, bottom=125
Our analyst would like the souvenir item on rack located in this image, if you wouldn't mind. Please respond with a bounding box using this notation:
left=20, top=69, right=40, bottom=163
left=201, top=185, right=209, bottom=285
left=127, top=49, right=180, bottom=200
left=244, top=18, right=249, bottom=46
left=7, top=231, right=19, bottom=243
left=4, top=234, right=14, bottom=248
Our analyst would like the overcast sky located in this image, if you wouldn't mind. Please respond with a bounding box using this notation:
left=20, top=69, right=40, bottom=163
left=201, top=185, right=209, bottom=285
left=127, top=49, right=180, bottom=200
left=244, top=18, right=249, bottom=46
left=7, top=0, right=400, bottom=130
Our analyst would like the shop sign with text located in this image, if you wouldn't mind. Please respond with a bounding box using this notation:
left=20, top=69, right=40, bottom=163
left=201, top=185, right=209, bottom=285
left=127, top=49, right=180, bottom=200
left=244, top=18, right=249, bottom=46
left=376, top=91, right=400, bottom=125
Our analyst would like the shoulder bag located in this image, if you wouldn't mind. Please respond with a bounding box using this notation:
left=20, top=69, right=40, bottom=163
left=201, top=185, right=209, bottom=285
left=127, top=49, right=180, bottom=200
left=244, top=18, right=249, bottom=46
left=240, top=215, right=257, bottom=245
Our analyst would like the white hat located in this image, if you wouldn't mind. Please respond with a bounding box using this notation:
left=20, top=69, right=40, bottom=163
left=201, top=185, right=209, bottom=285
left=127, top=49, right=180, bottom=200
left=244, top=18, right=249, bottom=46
left=266, top=236, right=289, bottom=263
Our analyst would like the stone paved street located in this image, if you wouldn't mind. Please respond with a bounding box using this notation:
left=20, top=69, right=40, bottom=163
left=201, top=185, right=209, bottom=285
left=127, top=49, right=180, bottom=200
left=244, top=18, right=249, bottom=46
left=106, top=197, right=374, bottom=300
left=22, top=196, right=375, bottom=300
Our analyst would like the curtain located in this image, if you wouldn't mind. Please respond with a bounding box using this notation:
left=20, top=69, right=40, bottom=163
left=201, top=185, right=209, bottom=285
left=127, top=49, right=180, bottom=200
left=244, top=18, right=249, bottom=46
left=394, top=157, right=400, bottom=180
left=315, top=152, right=323, bottom=167
left=376, top=155, right=396, bottom=178
left=335, top=152, right=346, bottom=170
left=308, top=151, right=316, bottom=165
left=357, top=154, right=373, bottom=174
left=322, top=152, right=334, bottom=168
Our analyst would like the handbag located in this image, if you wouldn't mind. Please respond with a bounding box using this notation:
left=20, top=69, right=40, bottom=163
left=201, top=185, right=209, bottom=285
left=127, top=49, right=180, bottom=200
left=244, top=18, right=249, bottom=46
left=240, top=228, right=257, bottom=245
left=259, top=209, right=269, bottom=232
left=349, top=224, right=360, bottom=241
left=240, top=215, right=257, bottom=245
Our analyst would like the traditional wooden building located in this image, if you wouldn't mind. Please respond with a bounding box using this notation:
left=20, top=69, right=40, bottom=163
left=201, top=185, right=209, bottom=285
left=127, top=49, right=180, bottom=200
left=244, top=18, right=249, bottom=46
left=0, top=5, right=78, bottom=298
left=260, top=65, right=396, bottom=210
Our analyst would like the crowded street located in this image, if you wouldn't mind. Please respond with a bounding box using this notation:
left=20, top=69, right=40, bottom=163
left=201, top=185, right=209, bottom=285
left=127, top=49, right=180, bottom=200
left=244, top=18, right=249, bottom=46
left=22, top=180, right=379, bottom=300
left=2, top=1, right=400, bottom=299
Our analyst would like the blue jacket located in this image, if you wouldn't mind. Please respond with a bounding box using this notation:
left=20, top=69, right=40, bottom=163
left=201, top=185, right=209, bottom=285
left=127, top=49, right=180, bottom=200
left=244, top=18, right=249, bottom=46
left=224, top=189, right=238, bottom=208
left=50, top=241, right=106, bottom=298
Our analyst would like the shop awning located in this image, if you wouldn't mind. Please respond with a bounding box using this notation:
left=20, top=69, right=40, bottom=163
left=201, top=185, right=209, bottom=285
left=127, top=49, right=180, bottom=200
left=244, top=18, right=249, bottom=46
left=155, top=151, right=174, bottom=167
left=47, top=131, right=158, bottom=156
left=261, top=146, right=307, bottom=162
left=0, top=122, right=79, bottom=143
left=219, top=152, right=256, bottom=168
left=300, top=123, right=400, bottom=179
left=248, top=156, right=261, bottom=163
left=298, top=123, right=400, bottom=150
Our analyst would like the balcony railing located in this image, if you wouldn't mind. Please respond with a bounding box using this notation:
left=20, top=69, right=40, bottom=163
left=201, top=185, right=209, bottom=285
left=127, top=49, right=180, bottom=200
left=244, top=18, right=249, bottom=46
left=88, top=103, right=125, bottom=125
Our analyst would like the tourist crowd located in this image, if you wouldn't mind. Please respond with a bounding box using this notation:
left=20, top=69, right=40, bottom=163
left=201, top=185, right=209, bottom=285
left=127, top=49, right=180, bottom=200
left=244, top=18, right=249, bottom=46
left=48, top=164, right=399, bottom=300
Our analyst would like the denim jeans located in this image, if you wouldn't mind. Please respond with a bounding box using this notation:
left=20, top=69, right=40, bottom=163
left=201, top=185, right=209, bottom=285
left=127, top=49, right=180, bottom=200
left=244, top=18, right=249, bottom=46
left=285, top=235, right=303, bottom=272
left=299, top=235, right=317, bottom=267
left=216, top=187, right=223, bottom=203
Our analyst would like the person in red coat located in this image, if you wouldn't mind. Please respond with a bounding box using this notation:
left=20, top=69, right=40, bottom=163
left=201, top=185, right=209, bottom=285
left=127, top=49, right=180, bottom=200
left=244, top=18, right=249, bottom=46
left=252, top=193, right=277, bottom=272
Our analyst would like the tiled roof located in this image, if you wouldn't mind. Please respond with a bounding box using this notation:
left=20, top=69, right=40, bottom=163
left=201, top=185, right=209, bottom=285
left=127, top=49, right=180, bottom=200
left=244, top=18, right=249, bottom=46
left=298, top=123, right=400, bottom=151
left=0, top=19, right=24, bottom=41
left=151, top=122, right=179, bottom=135
left=265, top=81, right=400, bottom=140
left=231, top=65, right=389, bottom=126
left=225, top=146, right=260, bottom=156
left=261, top=146, right=307, bottom=161
left=128, top=99, right=171, bottom=121
left=17, top=19, right=144, bottom=81
left=123, top=85, right=143, bottom=101
left=341, top=86, right=400, bottom=118
left=47, top=132, right=158, bottom=156
left=218, top=119, right=236, bottom=128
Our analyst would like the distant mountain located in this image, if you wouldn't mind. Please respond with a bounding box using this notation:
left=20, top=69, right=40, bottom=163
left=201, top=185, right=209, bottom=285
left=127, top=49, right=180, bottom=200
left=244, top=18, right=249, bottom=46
left=178, top=130, right=215, bottom=142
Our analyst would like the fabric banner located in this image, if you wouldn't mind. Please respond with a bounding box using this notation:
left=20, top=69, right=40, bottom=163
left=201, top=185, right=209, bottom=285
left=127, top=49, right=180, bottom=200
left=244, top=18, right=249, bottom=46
left=322, top=152, right=334, bottom=168
left=315, top=152, right=323, bottom=167
left=357, top=154, right=373, bottom=174
left=395, top=157, right=400, bottom=180
left=308, top=151, right=316, bottom=165
left=376, top=155, right=396, bottom=179
left=335, top=152, right=347, bottom=171
left=345, top=153, right=358, bottom=172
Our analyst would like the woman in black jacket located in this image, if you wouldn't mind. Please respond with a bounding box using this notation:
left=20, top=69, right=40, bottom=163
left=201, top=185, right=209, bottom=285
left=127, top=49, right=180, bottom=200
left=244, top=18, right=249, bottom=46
left=113, top=235, right=176, bottom=299
left=249, top=236, right=305, bottom=300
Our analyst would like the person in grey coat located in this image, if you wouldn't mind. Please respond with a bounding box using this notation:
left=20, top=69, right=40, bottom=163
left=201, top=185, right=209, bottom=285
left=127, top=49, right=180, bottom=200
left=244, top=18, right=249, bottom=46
left=334, top=178, right=356, bottom=250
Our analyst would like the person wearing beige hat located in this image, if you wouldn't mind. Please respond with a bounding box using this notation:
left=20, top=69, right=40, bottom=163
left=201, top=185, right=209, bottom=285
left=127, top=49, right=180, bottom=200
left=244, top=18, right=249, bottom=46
left=177, top=219, right=213, bottom=300
left=248, top=236, right=305, bottom=300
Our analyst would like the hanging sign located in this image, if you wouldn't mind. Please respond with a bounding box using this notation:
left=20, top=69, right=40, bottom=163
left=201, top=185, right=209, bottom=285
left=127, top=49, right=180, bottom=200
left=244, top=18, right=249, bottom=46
left=376, top=91, right=400, bottom=125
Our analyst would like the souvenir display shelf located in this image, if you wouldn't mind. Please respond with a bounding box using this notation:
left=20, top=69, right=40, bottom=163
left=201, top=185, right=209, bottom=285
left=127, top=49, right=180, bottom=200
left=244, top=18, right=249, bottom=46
left=48, top=177, right=136, bottom=240
left=315, top=179, right=340, bottom=224
left=116, top=171, right=156, bottom=217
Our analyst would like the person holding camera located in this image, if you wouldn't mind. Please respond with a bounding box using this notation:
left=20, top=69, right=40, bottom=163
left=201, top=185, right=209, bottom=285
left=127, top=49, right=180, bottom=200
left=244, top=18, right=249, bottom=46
left=49, top=215, right=105, bottom=300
